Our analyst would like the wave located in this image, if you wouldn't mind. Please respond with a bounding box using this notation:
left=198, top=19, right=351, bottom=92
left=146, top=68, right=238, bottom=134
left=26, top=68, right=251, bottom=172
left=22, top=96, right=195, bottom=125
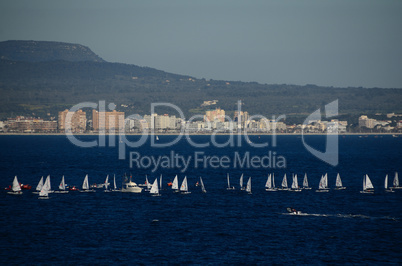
left=281, top=212, right=398, bottom=221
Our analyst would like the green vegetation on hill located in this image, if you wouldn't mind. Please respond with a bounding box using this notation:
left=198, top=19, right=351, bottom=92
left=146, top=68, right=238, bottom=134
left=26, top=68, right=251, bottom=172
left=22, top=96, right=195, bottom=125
left=0, top=40, right=401, bottom=123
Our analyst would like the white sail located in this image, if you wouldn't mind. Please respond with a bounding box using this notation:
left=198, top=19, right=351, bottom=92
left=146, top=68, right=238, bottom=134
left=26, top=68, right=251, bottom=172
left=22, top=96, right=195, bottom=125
left=12, top=176, right=21, bottom=192
left=291, top=174, right=298, bottom=189
left=246, top=177, right=251, bottom=193
left=265, top=174, right=272, bottom=189
left=146, top=176, right=151, bottom=190
left=384, top=174, right=388, bottom=189
left=227, top=173, right=234, bottom=190
left=172, top=175, right=179, bottom=190
left=240, top=174, right=244, bottom=189
left=335, top=173, right=342, bottom=188
left=365, top=174, right=374, bottom=190
left=180, top=176, right=188, bottom=192
left=44, top=175, right=52, bottom=192
left=159, top=174, right=163, bottom=190
left=324, top=173, right=328, bottom=188
left=82, top=174, right=89, bottom=190
left=272, top=173, right=275, bottom=188
left=303, top=173, right=308, bottom=188
left=59, top=176, right=66, bottom=190
left=39, top=184, right=49, bottom=197
left=113, top=174, right=117, bottom=190
left=318, top=175, right=326, bottom=189
left=200, top=177, right=206, bottom=193
left=281, top=174, right=288, bottom=188
left=393, top=172, right=399, bottom=187
left=39, top=177, right=50, bottom=197
left=104, top=175, right=109, bottom=190
left=36, top=176, right=44, bottom=191
left=150, top=178, right=159, bottom=195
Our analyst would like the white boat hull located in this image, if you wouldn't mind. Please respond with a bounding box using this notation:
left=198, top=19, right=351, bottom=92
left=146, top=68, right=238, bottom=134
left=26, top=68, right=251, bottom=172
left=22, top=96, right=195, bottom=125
left=335, top=187, right=346, bottom=190
left=289, top=211, right=302, bottom=215
left=80, top=189, right=96, bottom=193
left=121, top=187, right=142, bottom=193
left=7, top=191, right=22, bottom=195
left=360, top=190, right=374, bottom=194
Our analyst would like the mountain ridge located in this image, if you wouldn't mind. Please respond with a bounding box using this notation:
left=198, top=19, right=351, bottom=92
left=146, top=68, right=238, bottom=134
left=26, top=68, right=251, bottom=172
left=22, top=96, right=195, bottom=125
left=0, top=40, right=401, bottom=122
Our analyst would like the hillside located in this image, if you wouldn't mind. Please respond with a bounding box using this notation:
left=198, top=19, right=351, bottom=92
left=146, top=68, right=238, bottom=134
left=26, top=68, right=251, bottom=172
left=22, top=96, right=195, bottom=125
left=0, top=40, right=401, bottom=123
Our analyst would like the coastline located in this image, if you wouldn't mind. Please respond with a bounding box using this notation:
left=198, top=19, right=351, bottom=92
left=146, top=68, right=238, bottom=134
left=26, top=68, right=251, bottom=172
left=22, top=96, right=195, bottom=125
left=0, top=132, right=400, bottom=136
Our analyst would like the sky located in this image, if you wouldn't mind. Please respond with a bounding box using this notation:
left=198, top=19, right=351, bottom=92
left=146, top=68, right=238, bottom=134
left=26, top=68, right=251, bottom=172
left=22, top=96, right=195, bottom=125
left=1, top=0, right=401, bottom=88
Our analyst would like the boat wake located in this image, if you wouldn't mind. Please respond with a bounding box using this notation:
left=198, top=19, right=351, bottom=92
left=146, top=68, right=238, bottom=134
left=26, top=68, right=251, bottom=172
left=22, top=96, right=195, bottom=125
left=281, top=213, right=398, bottom=221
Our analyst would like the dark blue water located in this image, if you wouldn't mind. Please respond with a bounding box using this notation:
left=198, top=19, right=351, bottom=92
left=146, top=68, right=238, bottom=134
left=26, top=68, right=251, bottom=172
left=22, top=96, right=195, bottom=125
left=1, top=135, right=401, bottom=264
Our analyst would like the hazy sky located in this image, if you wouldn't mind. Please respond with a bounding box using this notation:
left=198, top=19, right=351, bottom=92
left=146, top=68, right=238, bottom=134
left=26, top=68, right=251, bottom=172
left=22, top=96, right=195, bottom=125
left=1, top=0, right=401, bottom=88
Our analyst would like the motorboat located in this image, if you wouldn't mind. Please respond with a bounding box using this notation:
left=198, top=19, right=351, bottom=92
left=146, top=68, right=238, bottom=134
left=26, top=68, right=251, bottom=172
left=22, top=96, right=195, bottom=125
left=122, top=177, right=142, bottom=193
left=287, top=207, right=302, bottom=215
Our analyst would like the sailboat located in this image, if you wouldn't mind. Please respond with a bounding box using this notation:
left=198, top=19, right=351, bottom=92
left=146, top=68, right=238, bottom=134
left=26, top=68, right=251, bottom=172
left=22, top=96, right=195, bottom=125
left=291, top=174, right=302, bottom=192
left=104, top=175, right=111, bottom=192
left=159, top=174, right=164, bottom=191
left=384, top=174, right=395, bottom=193
left=145, top=176, right=151, bottom=192
left=246, top=177, right=252, bottom=194
left=54, top=175, right=69, bottom=193
left=39, top=175, right=52, bottom=198
left=316, top=173, right=329, bottom=192
left=302, top=173, right=311, bottom=190
left=391, top=172, right=401, bottom=189
left=111, top=174, right=120, bottom=191
left=279, top=174, right=289, bottom=190
left=33, top=176, right=44, bottom=194
left=7, top=176, right=22, bottom=195
left=180, top=176, right=191, bottom=194
left=226, top=173, right=235, bottom=190
left=80, top=174, right=95, bottom=192
left=39, top=177, right=50, bottom=199
left=239, top=174, right=245, bottom=190
left=360, top=174, right=374, bottom=193
left=172, top=175, right=179, bottom=192
left=334, top=173, right=346, bottom=190
left=44, top=175, right=54, bottom=193
left=265, top=174, right=276, bottom=191
left=156, top=135, right=159, bottom=141
left=200, top=177, right=206, bottom=193
left=150, top=178, right=161, bottom=196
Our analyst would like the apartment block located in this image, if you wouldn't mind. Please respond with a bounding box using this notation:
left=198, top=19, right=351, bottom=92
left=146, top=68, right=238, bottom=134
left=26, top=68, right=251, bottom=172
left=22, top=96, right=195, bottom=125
left=58, top=109, right=86, bottom=133
left=92, top=110, right=125, bottom=133
left=7, top=116, right=57, bottom=133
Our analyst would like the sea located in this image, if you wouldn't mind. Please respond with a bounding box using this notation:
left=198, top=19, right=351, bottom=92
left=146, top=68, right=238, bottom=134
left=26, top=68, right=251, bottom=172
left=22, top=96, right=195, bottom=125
left=0, top=134, right=401, bottom=264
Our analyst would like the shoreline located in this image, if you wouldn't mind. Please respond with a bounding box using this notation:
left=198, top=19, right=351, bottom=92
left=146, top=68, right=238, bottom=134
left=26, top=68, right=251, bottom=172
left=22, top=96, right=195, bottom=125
left=0, top=132, right=400, bottom=136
